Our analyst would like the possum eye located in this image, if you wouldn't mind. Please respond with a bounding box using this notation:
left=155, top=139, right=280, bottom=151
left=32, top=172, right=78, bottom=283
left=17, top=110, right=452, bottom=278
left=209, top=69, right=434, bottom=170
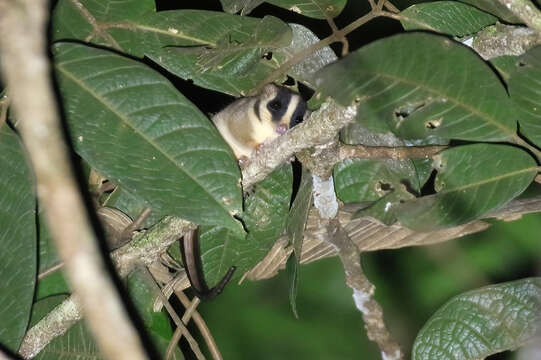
left=268, top=100, right=282, bottom=111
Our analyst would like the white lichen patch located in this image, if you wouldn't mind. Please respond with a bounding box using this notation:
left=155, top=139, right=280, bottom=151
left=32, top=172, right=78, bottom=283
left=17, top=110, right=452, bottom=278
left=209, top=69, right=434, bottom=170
left=313, top=175, right=338, bottom=219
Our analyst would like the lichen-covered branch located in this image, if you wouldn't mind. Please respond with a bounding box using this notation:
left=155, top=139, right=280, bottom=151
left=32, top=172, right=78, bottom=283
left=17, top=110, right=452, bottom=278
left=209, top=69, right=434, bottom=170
left=19, top=216, right=193, bottom=358
left=497, top=0, right=541, bottom=31
left=328, top=218, right=403, bottom=359
left=242, top=100, right=357, bottom=188
left=472, top=23, right=541, bottom=59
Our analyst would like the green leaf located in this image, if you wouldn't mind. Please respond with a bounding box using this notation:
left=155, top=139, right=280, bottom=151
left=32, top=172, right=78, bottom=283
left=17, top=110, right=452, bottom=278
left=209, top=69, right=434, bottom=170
left=459, top=0, right=521, bottom=23
left=220, top=0, right=347, bottom=18
left=354, top=183, right=416, bottom=225
left=53, top=0, right=156, bottom=47
left=126, top=270, right=184, bottom=359
left=490, top=55, right=518, bottom=83
left=145, top=12, right=291, bottom=96
left=32, top=296, right=103, bottom=360
left=200, top=165, right=293, bottom=285
left=334, top=159, right=419, bottom=203
left=401, top=2, right=497, bottom=37
left=103, top=186, right=161, bottom=228
left=38, top=209, right=60, bottom=274
left=53, top=42, right=243, bottom=232
left=171, top=15, right=291, bottom=76
left=397, top=144, right=536, bottom=231
left=313, top=32, right=516, bottom=142
left=0, top=124, right=37, bottom=352
left=508, top=47, right=541, bottom=148
left=266, top=0, right=347, bottom=19
left=413, top=278, right=541, bottom=360
left=36, top=271, right=70, bottom=301
left=286, top=168, right=313, bottom=318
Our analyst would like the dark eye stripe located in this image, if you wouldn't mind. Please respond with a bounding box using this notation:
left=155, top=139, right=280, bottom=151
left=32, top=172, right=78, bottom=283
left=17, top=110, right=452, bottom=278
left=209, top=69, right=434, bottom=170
left=290, top=98, right=307, bottom=128
left=267, top=87, right=291, bottom=123
left=253, top=99, right=261, bottom=122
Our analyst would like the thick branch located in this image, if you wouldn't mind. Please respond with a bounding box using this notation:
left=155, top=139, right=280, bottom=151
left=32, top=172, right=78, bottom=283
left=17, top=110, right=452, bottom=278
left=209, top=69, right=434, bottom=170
left=472, top=23, right=541, bottom=60
left=328, top=219, right=403, bottom=359
left=19, top=216, right=193, bottom=358
left=0, top=1, right=148, bottom=359
left=242, top=100, right=356, bottom=188
left=497, top=0, right=541, bottom=31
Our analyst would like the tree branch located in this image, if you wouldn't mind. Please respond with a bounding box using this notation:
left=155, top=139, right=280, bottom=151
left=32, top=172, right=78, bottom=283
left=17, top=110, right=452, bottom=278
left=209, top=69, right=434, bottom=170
left=497, top=0, right=541, bottom=31
left=19, top=216, right=194, bottom=358
left=0, top=1, right=148, bottom=359
left=472, top=23, right=541, bottom=60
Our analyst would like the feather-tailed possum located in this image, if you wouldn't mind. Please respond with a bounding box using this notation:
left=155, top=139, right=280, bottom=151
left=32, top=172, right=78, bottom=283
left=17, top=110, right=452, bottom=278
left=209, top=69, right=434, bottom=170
left=212, top=84, right=307, bottom=159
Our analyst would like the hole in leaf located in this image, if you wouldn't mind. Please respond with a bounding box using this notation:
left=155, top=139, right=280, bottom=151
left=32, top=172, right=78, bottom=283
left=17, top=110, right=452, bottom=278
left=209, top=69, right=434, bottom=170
left=425, top=118, right=442, bottom=129
left=517, top=61, right=526, bottom=67
left=393, top=102, right=426, bottom=120
left=263, top=51, right=273, bottom=60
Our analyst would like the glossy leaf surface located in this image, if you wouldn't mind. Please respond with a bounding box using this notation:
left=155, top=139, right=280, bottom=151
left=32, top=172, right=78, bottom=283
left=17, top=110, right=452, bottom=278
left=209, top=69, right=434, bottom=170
left=200, top=165, right=293, bottom=285
left=334, top=159, right=420, bottom=203
left=413, top=278, right=541, bottom=360
left=508, top=47, right=541, bottom=148
left=54, top=42, right=243, bottom=231
left=459, top=0, right=521, bottom=23
left=314, top=33, right=516, bottom=142
left=401, top=2, right=497, bottom=36
left=286, top=168, right=313, bottom=318
left=220, top=0, right=346, bottom=18
left=0, top=125, right=36, bottom=352
left=397, top=144, right=536, bottom=231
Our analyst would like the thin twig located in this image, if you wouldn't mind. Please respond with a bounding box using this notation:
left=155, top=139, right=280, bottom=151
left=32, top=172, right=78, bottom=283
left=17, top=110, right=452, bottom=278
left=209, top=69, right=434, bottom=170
left=165, top=296, right=202, bottom=360
left=175, top=290, right=223, bottom=360
left=326, top=17, right=349, bottom=56
left=69, top=0, right=123, bottom=50
left=153, top=276, right=206, bottom=360
left=37, top=262, right=64, bottom=280
left=262, top=10, right=380, bottom=86
left=0, top=1, right=147, bottom=359
left=384, top=1, right=400, bottom=13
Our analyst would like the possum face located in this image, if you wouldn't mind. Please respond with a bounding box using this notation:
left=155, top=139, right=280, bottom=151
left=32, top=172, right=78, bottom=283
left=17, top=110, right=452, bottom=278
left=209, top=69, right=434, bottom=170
left=255, top=84, right=307, bottom=137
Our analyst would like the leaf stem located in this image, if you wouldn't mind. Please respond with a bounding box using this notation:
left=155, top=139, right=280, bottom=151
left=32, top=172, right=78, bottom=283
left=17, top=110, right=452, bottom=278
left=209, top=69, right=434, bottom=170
left=262, top=10, right=381, bottom=86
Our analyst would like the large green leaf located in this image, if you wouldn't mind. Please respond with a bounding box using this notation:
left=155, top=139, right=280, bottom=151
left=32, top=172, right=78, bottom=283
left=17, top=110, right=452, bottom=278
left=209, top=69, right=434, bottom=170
left=266, top=0, right=347, bottom=19
left=52, top=0, right=155, bottom=46
left=53, top=42, right=243, bottom=232
left=145, top=12, right=291, bottom=96
left=508, top=47, right=541, bottom=148
left=401, top=2, right=497, bottom=37
left=397, top=144, right=536, bottom=231
left=220, top=0, right=347, bottom=18
left=286, top=168, right=313, bottom=318
left=313, top=33, right=516, bottom=142
left=459, top=0, right=521, bottom=23
left=413, top=278, right=541, bottom=360
left=0, top=124, right=37, bottom=352
left=334, top=159, right=420, bottom=203
left=200, top=165, right=293, bottom=285
left=52, top=3, right=293, bottom=95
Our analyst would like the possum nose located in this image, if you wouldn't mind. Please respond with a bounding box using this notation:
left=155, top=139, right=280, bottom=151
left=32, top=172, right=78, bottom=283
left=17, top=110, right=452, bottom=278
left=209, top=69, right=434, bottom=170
left=275, top=124, right=288, bottom=135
